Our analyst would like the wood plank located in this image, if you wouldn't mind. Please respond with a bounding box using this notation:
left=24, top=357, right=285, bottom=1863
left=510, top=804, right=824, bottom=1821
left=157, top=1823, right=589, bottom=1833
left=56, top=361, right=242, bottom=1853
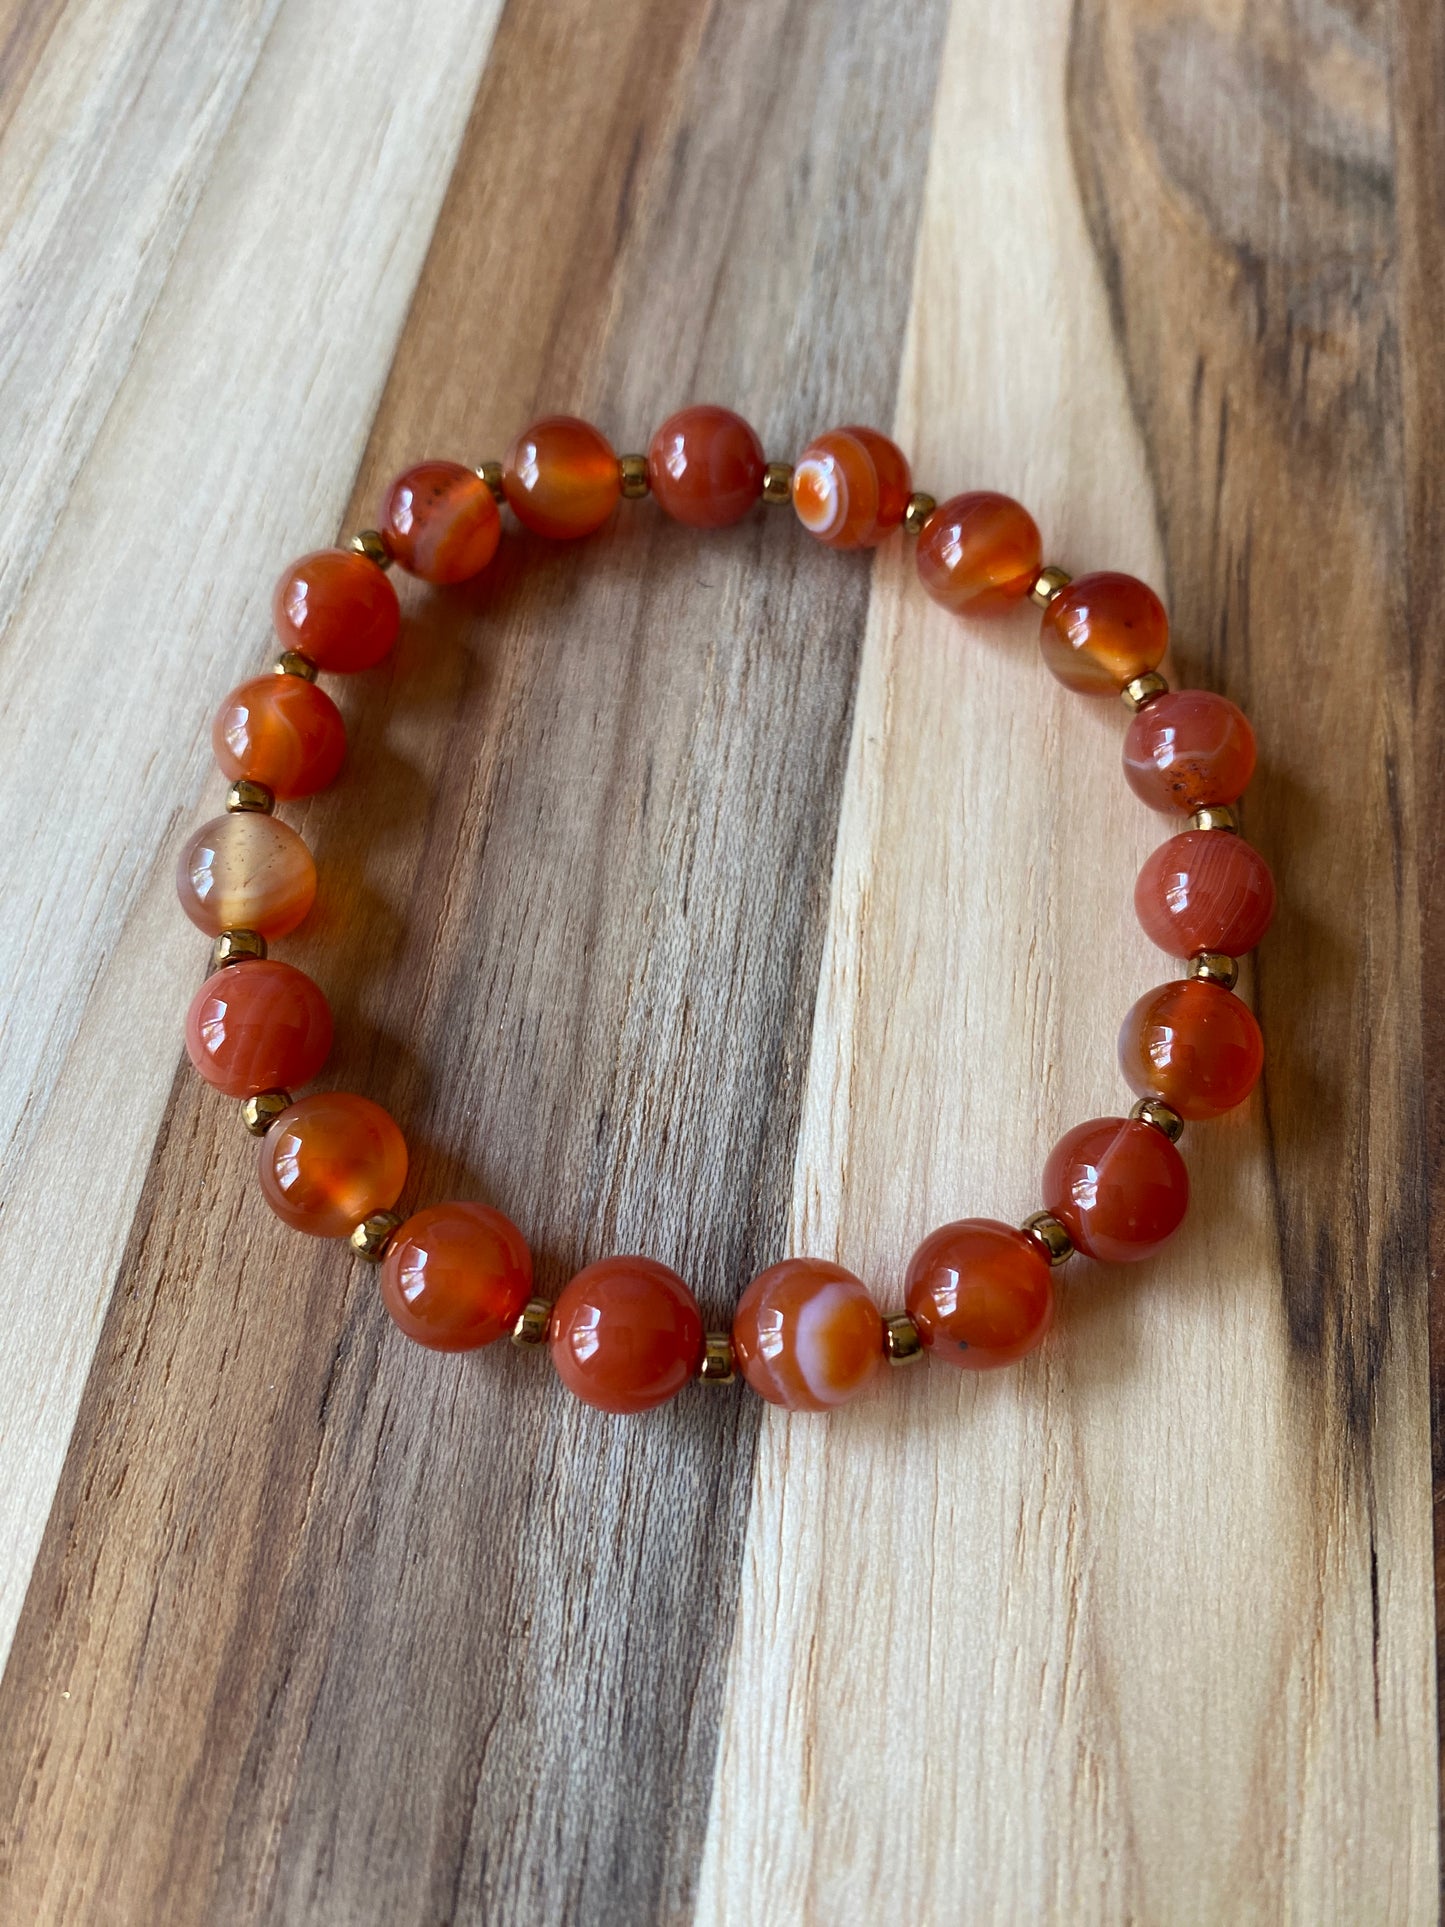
left=0, top=2, right=949, bottom=1922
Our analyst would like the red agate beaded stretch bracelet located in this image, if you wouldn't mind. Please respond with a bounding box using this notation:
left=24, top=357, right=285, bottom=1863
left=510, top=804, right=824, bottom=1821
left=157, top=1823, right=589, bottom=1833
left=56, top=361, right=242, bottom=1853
left=178, top=408, right=1273, bottom=1416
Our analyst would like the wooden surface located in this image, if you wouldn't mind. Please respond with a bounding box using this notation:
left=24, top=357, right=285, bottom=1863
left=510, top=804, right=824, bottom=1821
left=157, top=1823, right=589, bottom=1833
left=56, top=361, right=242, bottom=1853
left=0, top=0, right=1439, bottom=1921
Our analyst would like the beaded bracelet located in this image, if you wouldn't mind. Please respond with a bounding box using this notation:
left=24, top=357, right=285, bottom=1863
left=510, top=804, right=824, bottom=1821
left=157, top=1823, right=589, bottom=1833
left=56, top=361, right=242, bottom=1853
left=178, top=408, right=1273, bottom=1416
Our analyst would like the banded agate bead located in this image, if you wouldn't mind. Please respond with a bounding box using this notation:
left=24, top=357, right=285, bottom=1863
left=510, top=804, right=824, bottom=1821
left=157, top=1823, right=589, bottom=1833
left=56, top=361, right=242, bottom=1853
left=273, top=549, right=400, bottom=672
left=904, top=1219, right=1054, bottom=1368
left=1134, top=830, right=1276, bottom=957
left=211, top=674, right=345, bottom=799
left=258, top=1092, right=407, bottom=1237
left=731, top=1258, right=882, bottom=1410
left=1042, top=1117, right=1188, bottom=1264
left=916, top=492, right=1042, bottom=616
left=380, top=460, right=501, bottom=583
left=184, top=959, right=332, bottom=1098
left=503, top=416, right=620, bottom=539
left=1123, top=690, right=1257, bottom=812
left=1040, top=572, right=1168, bottom=695
left=648, top=406, right=765, bottom=527
left=792, top=426, right=910, bottom=549
left=549, top=1256, right=702, bottom=1413
left=380, top=1201, right=532, bottom=1351
left=176, top=813, right=316, bottom=938
left=1118, top=978, right=1264, bottom=1120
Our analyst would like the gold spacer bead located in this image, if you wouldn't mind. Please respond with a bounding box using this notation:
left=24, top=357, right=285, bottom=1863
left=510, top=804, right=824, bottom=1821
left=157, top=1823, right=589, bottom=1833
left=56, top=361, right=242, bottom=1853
left=274, top=650, right=318, bottom=682
left=240, top=1089, right=291, bottom=1136
left=1029, top=565, right=1072, bottom=608
left=1130, top=1096, right=1185, bottom=1143
left=1020, top=1211, right=1074, bottom=1267
left=477, top=461, right=506, bottom=503
left=348, top=530, right=392, bottom=570
left=350, top=1211, right=402, bottom=1261
left=698, top=1331, right=736, bottom=1383
left=762, top=461, right=794, bottom=505
left=226, top=778, right=274, bottom=815
left=511, top=1297, right=552, bottom=1348
left=211, top=928, right=267, bottom=969
left=1188, top=951, right=1240, bottom=991
left=1122, top=671, right=1170, bottom=713
left=1189, top=803, right=1239, bottom=834
left=618, top=454, right=651, bottom=499
left=883, top=1313, right=926, bottom=1365
left=902, top=491, right=937, bottom=536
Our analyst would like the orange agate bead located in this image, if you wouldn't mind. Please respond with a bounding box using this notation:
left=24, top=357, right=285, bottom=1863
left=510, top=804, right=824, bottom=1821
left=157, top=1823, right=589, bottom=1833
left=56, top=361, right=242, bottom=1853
left=1122, top=690, right=1257, bottom=812
left=176, top=812, right=316, bottom=938
left=503, top=416, right=620, bottom=539
left=1040, top=571, right=1168, bottom=695
left=731, top=1258, right=882, bottom=1410
left=273, top=549, right=400, bottom=672
left=792, top=426, right=910, bottom=549
left=1118, top=978, right=1264, bottom=1120
left=916, top=491, right=1042, bottom=615
left=1134, top=829, right=1276, bottom=957
left=211, top=674, right=345, bottom=799
left=184, top=959, right=332, bottom=1098
left=549, top=1255, right=702, bottom=1413
left=258, top=1091, right=407, bottom=1237
left=380, top=460, right=501, bottom=583
left=380, top=1201, right=532, bottom=1351
left=1042, top=1117, right=1189, bottom=1264
left=648, top=405, right=765, bottom=528
left=904, top=1219, right=1054, bottom=1369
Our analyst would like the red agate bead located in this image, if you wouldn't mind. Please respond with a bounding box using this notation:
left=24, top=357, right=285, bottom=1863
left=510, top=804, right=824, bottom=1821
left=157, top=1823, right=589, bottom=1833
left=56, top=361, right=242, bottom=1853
left=1134, top=830, right=1275, bottom=957
left=1123, top=690, right=1257, bottom=812
left=731, top=1258, right=882, bottom=1410
left=380, top=1201, right=532, bottom=1351
left=648, top=406, right=765, bottom=528
left=184, top=960, right=332, bottom=1098
left=503, top=416, right=620, bottom=539
left=273, top=549, right=399, bottom=672
left=905, top=1219, right=1054, bottom=1368
left=380, top=460, right=501, bottom=583
left=176, top=812, right=316, bottom=938
left=792, top=426, right=910, bottom=549
left=211, top=674, right=345, bottom=799
left=1039, top=571, right=1168, bottom=695
left=258, top=1092, right=407, bottom=1237
left=549, top=1256, right=702, bottom=1413
left=1118, top=978, right=1264, bottom=1120
left=916, top=491, right=1042, bottom=616
left=1042, top=1117, right=1188, bottom=1264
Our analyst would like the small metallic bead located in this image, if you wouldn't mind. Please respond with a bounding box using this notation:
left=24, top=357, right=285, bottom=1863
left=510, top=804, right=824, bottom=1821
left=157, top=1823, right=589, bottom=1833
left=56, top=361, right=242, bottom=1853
left=274, top=649, right=318, bottom=682
left=698, top=1331, right=736, bottom=1383
left=1188, top=951, right=1240, bottom=991
left=1020, top=1211, right=1074, bottom=1267
left=511, top=1297, right=552, bottom=1348
left=902, top=491, right=937, bottom=536
left=211, top=928, right=267, bottom=969
left=350, top=1210, right=403, bottom=1261
left=1122, top=671, right=1170, bottom=713
left=348, top=529, right=392, bottom=570
left=762, top=461, right=794, bottom=505
left=240, top=1090, right=291, bottom=1137
left=618, top=453, right=651, bottom=499
left=1189, top=802, right=1239, bottom=834
left=883, top=1312, right=926, bottom=1365
left=1029, top=565, right=1072, bottom=608
left=477, top=461, right=506, bottom=503
left=1130, top=1096, right=1185, bottom=1143
left=225, top=778, right=275, bottom=815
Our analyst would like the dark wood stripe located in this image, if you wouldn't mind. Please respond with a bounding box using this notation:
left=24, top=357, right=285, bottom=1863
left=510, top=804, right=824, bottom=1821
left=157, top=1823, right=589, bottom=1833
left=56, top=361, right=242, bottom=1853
left=0, top=3, right=948, bottom=1921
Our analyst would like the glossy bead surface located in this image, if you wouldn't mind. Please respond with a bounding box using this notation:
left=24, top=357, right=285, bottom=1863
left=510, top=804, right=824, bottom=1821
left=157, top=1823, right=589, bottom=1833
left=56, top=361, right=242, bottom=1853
left=184, top=960, right=332, bottom=1098
left=792, top=426, right=910, bottom=549
left=380, top=460, right=501, bottom=583
left=1135, top=830, right=1276, bottom=957
left=1042, top=1117, right=1189, bottom=1264
left=648, top=406, right=765, bottom=528
left=273, top=549, right=400, bottom=672
left=904, top=1219, right=1054, bottom=1369
left=1123, top=690, right=1257, bottom=811
left=731, top=1258, right=882, bottom=1410
left=380, top=1201, right=532, bottom=1351
left=916, top=492, right=1042, bottom=616
left=211, top=675, right=345, bottom=799
left=549, top=1256, right=702, bottom=1413
left=258, top=1092, right=407, bottom=1237
left=1040, top=571, right=1168, bottom=695
left=176, top=812, right=316, bottom=938
left=503, top=416, right=620, bottom=539
left=1119, top=978, right=1264, bottom=1119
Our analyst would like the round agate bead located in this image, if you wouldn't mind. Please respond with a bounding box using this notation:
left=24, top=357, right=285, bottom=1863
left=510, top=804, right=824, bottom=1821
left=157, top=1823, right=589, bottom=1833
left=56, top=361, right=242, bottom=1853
left=1134, top=830, right=1276, bottom=957
left=380, top=1202, right=532, bottom=1351
left=176, top=812, right=316, bottom=938
left=503, top=416, right=620, bottom=539
left=792, top=426, right=910, bottom=549
left=731, top=1258, right=882, bottom=1410
left=1042, top=1117, right=1188, bottom=1264
left=211, top=674, right=345, bottom=799
left=1123, top=690, right=1257, bottom=812
left=904, top=1219, right=1054, bottom=1368
left=258, top=1092, right=407, bottom=1237
left=273, top=549, right=399, bottom=672
left=648, top=406, right=765, bottom=528
left=1118, top=978, right=1263, bottom=1120
left=380, top=460, right=501, bottom=583
left=549, top=1256, right=702, bottom=1413
left=916, top=491, right=1042, bottom=616
left=184, top=960, right=332, bottom=1098
left=1040, top=571, right=1168, bottom=695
